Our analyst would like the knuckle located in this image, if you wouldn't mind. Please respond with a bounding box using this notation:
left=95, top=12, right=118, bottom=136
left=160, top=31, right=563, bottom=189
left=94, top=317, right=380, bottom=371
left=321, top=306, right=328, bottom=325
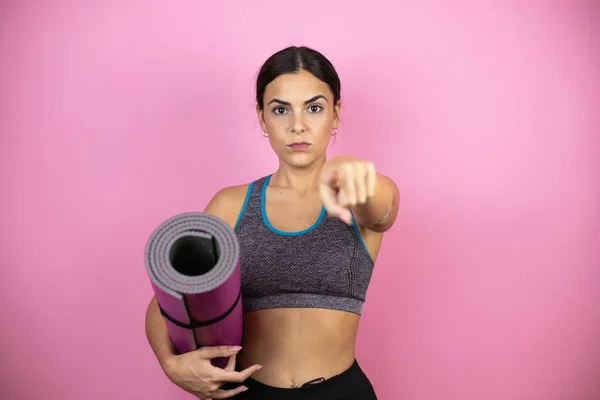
left=195, top=347, right=207, bottom=355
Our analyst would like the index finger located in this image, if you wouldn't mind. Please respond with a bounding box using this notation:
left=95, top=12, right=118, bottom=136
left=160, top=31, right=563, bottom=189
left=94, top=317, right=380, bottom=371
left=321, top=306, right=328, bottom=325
left=318, top=182, right=338, bottom=211
left=209, top=385, right=249, bottom=399
left=214, top=363, right=262, bottom=383
left=319, top=183, right=348, bottom=222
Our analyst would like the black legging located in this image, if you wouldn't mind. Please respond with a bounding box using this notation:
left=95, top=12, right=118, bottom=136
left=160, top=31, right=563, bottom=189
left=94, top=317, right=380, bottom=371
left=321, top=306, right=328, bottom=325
left=222, top=359, right=378, bottom=399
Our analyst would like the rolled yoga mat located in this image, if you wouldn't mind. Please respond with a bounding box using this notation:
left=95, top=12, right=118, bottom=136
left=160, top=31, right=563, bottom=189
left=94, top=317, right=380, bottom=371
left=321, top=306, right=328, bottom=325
left=145, top=212, right=242, bottom=367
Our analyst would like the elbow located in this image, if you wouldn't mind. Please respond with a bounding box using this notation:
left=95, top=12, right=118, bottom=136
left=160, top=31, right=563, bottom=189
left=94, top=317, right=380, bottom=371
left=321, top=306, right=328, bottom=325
left=365, top=184, right=400, bottom=233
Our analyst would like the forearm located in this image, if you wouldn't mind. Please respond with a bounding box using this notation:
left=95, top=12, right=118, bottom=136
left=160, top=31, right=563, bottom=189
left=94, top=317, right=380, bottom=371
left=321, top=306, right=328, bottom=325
left=351, top=173, right=399, bottom=232
left=145, top=296, right=178, bottom=371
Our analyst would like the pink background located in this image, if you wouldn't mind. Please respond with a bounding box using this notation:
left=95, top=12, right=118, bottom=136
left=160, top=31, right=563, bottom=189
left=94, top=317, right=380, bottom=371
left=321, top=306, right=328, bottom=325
left=1, top=1, right=598, bottom=399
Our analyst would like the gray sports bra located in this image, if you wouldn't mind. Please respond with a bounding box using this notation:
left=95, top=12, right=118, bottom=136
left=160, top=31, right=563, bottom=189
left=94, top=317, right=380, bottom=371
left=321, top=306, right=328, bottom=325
left=234, top=175, right=375, bottom=315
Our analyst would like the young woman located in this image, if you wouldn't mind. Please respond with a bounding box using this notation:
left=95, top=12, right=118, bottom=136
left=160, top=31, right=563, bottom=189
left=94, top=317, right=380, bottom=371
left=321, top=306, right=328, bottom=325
left=145, top=46, right=400, bottom=399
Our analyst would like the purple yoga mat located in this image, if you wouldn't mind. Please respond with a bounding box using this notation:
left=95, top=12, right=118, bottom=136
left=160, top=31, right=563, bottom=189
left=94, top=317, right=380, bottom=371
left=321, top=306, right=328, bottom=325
left=145, top=212, right=242, bottom=367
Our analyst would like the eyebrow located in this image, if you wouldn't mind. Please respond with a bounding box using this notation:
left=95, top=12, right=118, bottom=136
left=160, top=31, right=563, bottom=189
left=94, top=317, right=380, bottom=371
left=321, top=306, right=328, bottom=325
left=267, top=95, right=328, bottom=106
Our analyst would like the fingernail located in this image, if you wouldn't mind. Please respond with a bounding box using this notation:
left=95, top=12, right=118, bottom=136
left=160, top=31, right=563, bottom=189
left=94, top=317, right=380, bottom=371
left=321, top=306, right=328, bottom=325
left=256, top=365, right=263, bottom=370
left=230, top=346, right=242, bottom=353
left=242, top=386, right=249, bottom=391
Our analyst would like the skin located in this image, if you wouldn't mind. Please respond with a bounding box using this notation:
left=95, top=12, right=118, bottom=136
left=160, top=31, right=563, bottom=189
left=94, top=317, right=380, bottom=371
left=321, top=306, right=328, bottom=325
left=145, top=69, right=400, bottom=399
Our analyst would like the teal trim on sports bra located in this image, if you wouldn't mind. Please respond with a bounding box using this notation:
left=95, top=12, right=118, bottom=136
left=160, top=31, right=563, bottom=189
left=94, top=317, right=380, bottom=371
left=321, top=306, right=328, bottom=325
left=260, top=174, right=326, bottom=236
left=350, top=211, right=372, bottom=260
left=234, top=182, right=254, bottom=231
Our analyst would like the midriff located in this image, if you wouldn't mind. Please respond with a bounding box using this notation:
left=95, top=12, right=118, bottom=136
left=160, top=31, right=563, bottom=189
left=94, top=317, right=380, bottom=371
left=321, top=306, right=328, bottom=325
left=236, top=307, right=360, bottom=388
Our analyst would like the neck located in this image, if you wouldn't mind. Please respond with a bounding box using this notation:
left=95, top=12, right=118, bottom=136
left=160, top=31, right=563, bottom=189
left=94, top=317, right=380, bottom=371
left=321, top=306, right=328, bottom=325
left=270, top=156, right=327, bottom=193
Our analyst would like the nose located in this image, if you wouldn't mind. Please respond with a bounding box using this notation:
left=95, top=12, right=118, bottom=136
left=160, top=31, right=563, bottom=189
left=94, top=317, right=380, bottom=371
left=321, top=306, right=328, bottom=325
left=290, top=112, right=307, bottom=134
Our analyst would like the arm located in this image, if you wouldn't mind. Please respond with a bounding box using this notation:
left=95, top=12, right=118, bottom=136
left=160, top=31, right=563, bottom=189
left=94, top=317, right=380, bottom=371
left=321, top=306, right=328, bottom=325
left=145, top=296, right=178, bottom=372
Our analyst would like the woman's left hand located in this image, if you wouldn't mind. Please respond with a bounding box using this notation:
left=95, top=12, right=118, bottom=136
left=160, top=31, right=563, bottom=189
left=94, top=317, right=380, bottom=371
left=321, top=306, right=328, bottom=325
left=319, top=156, right=377, bottom=225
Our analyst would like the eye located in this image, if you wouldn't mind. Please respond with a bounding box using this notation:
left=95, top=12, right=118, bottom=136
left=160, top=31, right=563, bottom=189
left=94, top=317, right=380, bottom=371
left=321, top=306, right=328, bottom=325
left=308, top=105, right=322, bottom=113
left=273, top=107, right=287, bottom=115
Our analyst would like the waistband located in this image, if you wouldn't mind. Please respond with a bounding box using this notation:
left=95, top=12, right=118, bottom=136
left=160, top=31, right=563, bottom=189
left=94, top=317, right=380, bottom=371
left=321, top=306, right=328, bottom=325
left=241, top=359, right=363, bottom=395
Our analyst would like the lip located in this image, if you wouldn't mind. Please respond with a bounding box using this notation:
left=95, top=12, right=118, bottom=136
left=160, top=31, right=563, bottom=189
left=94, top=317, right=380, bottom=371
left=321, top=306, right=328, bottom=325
left=287, top=142, right=311, bottom=150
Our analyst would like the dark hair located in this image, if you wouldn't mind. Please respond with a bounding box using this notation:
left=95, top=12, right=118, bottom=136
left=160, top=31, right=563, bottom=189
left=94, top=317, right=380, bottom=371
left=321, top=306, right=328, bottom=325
left=255, top=46, right=341, bottom=110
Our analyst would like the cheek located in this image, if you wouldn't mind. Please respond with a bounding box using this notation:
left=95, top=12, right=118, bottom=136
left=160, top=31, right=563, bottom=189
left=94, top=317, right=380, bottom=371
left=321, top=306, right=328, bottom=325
left=310, top=113, right=334, bottom=134
left=264, top=118, right=289, bottom=144
left=264, top=114, right=286, bottom=129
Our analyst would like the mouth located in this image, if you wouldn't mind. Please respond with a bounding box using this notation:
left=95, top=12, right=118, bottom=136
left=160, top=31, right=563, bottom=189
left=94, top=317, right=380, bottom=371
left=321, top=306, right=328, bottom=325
left=287, top=142, right=311, bottom=150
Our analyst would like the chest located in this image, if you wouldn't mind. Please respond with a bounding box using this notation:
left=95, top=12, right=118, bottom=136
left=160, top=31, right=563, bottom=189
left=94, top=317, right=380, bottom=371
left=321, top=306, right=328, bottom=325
left=232, top=177, right=375, bottom=303
left=262, top=188, right=323, bottom=233
left=235, top=220, right=364, bottom=299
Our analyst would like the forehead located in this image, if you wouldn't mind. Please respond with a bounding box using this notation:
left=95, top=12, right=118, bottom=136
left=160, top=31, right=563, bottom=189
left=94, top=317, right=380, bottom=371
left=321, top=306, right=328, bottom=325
left=264, top=70, right=333, bottom=101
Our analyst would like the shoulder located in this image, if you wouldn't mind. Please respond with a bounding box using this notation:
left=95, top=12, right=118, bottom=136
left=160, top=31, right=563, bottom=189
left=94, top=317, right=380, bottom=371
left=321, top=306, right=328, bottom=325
left=203, top=182, right=252, bottom=229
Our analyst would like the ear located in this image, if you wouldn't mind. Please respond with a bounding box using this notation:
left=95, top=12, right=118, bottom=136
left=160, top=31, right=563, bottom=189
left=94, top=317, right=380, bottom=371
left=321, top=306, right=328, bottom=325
left=333, top=100, right=342, bottom=129
left=256, top=104, right=267, bottom=132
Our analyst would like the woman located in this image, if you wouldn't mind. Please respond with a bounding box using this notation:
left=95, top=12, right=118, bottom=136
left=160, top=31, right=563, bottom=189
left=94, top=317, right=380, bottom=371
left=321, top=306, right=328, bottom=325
left=145, top=46, right=400, bottom=399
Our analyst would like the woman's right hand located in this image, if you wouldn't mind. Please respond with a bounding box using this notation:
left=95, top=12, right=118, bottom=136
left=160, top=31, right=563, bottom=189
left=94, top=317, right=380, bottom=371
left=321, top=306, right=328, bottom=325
left=163, top=345, right=262, bottom=399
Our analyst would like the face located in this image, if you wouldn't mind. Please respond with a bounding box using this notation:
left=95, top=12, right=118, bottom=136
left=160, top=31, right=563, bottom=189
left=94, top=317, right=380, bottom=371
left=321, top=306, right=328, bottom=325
left=257, top=70, right=341, bottom=169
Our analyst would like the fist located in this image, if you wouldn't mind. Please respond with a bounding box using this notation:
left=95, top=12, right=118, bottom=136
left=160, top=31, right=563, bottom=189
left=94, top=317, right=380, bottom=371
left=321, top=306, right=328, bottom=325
left=319, top=156, right=376, bottom=224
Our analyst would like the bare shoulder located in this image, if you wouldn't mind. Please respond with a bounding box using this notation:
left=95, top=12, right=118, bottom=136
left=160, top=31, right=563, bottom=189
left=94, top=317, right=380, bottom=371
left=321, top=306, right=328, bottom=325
left=203, top=183, right=251, bottom=229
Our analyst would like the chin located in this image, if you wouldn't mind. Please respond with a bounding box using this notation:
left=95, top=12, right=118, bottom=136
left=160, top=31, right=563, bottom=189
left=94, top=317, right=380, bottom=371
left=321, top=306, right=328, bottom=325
left=282, top=153, right=320, bottom=169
